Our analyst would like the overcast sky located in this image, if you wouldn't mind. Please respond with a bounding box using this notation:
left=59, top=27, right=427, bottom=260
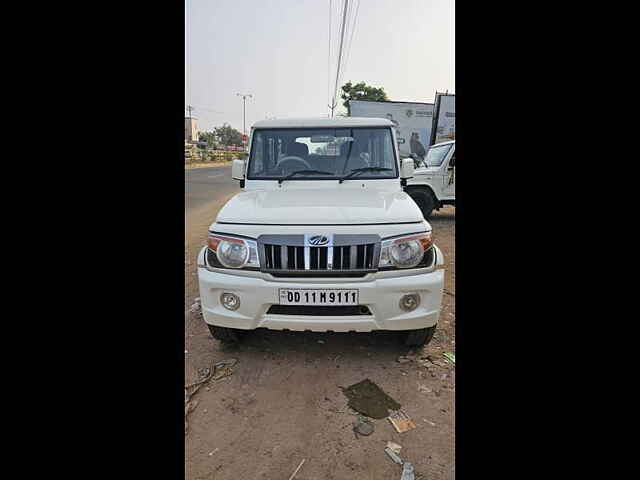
left=185, top=0, right=454, bottom=133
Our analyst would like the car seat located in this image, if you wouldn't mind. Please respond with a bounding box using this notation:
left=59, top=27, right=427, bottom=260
left=340, top=141, right=369, bottom=172
left=288, top=142, right=309, bottom=160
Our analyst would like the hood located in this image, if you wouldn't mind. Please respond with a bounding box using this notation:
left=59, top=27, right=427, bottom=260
left=216, top=188, right=424, bottom=225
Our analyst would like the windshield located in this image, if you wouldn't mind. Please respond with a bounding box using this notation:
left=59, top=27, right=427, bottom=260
left=424, top=143, right=454, bottom=167
left=247, top=127, right=398, bottom=180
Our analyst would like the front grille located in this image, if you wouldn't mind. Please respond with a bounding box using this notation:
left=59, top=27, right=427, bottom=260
left=259, top=234, right=380, bottom=276
left=263, top=244, right=376, bottom=270
left=266, top=305, right=372, bottom=316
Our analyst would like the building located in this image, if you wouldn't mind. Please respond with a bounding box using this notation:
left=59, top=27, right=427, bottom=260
left=185, top=117, right=199, bottom=143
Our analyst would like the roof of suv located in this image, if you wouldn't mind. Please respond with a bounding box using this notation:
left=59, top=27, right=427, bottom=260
left=252, top=117, right=394, bottom=129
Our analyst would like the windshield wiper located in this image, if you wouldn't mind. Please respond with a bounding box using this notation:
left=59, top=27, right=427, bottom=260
left=338, top=167, right=393, bottom=183
left=278, top=169, right=333, bottom=184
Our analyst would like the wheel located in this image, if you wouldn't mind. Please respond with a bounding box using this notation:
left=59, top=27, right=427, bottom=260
left=404, top=325, right=436, bottom=347
left=410, top=190, right=436, bottom=219
left=207, top=324, right=246, bottom=344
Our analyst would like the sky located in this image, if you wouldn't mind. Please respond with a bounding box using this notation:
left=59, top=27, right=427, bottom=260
left=185, top=0, right=454, bottom=133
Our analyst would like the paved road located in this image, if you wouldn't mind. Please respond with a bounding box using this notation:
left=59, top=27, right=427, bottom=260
left=185, top=164, right=240, bottom=309
left=185, top=165, right=237, bottom=214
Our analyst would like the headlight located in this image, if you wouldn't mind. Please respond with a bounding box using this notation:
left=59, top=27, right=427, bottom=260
left=379, top=232, right=434, bottom=269
left=207, top=234, right=260, bottom=269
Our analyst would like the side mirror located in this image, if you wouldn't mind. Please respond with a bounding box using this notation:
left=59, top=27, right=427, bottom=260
left=410, top=153, right=425, bottom=168
left=232, top=159, right=245, bottom=180
left=401, top=158, right=415, bottom=179
left=449, top=155, right=455, bottom=168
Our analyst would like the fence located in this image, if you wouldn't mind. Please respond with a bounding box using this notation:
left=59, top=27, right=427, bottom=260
left=184, top=146, right=247, bottom=164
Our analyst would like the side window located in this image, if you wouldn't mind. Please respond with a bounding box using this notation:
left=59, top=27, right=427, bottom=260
left=425, top=144, right=453, bottom=167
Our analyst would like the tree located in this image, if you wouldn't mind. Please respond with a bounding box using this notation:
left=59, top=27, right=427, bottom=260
left=198, top=131, right=218, bottom=148
left=340, top=81, right=389, bottom=110
left=214, top=123, right=243, bottom=147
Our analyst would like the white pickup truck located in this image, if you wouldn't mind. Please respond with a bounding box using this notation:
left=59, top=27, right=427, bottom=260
left=197, top=117, right=445, bottom=346
left=406, top=140, right=455, bottom=218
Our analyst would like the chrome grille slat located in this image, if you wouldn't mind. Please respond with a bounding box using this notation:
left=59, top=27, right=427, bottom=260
left=304, top=246, right=310, bottom=270
left=281, top=245, right=287, bottom=270
left=265, top=244, right=272, bottom=269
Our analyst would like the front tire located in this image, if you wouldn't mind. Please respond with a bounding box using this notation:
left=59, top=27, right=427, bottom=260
left=207, top=325, right=246, bottom=344
left=404, top=325, right=436, bottom=347
left=410, top=190, right=436, bottom=219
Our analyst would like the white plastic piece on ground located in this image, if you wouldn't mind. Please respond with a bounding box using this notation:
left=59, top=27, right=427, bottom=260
left=384, top=447, right=403, bottom=465
left=387, top=441, right=402, bottom=454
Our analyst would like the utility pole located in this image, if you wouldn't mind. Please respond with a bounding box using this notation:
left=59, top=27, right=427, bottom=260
left=328, top=100, right=337, bottom=118
left=236, top=93, right=253, bottom=151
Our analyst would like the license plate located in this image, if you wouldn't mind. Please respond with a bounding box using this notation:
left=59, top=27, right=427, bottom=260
left=278, top=288, right=359, bottom=306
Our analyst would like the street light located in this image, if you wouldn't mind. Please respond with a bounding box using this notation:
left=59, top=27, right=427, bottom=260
left=237, top=93, right=252, bottom=151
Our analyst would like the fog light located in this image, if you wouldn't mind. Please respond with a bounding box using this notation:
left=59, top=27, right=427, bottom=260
left=399, top=293, right=420, bottom=312
left=220, top=292, right=240, bottom=311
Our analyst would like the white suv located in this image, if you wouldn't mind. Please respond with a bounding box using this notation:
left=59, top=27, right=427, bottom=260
left=197, top=117, right=445, bottom=346
left=406, top=140, right=455, bottom=218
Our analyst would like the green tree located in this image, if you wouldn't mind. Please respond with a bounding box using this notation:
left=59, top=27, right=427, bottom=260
left=340, top=81, right=389, bottom=110
left=198, top=131, right=218, bottom=148
left=214, top=123, right=243, bottom=147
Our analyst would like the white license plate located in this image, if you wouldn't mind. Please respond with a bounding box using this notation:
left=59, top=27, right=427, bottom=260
left=278, top=288, right=359, bottom=306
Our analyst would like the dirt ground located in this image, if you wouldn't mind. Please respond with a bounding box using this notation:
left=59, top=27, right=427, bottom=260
left=185, top=202, right=455, bottom=480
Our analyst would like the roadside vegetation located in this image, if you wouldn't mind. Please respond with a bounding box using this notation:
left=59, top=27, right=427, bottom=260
left=185, top=123, right=248, bottom=167
left=185, top=147, right=247, bottom=165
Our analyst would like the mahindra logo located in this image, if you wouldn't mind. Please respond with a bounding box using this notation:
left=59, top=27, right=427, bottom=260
left=308, top=235, right=329, bottom=246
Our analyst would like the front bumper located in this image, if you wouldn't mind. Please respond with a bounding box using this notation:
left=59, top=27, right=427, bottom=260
left=197, top=247, right=444, bottom=332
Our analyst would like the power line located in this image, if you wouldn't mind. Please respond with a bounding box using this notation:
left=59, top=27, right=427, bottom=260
left=328, top=0, right=341, bottom=116
left=184, top=105, right=225, bottom=115
left=331, top=0, right=360, bottom=116
left=327, top=0, right=332, bottom=117
left=197, top=106, right=225, bottom=114
left=340, top=0, right=360, bottom=89
left=340, top=0, right=352, bottom=81
left=331, top=0, right=349, bottom=117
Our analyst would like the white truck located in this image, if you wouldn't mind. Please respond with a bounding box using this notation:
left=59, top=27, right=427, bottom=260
left=348, top=99, right=434, bottom=158
left=347, top=97, right=455, bottom=218
left=430, top=93, right=456, bottom=145
left=197, top=117, right=445, bottom=347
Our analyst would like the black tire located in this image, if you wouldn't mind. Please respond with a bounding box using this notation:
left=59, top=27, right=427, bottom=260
left=207, top=325, right=246, bottom=344
left=410, top=190, right=436, bottom=219
left=404, top=325, right=437, bottom=347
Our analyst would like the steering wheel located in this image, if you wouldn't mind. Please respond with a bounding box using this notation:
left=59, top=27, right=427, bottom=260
left=276, top=156, right=311, bottom=172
